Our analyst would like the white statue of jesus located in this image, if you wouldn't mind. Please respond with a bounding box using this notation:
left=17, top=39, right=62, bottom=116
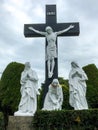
left=28, top=25, right=74, bottom=78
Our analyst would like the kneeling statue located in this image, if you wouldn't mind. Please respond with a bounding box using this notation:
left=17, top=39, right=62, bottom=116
left=42, top=79, right=63, bottom=110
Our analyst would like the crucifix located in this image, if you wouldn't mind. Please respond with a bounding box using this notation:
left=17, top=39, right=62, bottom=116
left=24, top=5, right=79, bottom=102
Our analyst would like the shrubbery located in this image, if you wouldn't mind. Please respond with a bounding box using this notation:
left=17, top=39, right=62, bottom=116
left=58, top=77, right=72, bottom=110
left=33, top=109, right=98, bottom=130
left=0, top=62, right=24, bottom=115
left=83, top=64, right=98, bottom=108
left=0, top=112, right=4, bottom=130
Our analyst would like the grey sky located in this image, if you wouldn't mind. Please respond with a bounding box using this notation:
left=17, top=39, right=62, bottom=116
left=0, top=0, right=98, bottom=85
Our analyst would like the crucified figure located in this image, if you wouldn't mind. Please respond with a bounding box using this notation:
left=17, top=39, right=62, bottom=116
left=28, top=25, right=74, bottom=78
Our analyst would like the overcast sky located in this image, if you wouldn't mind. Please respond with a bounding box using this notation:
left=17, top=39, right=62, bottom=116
left=0, top=0, right=98, bottom=86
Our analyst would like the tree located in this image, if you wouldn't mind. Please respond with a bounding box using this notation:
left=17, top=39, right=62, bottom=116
left=0, top=62, right=24, bottom=115
left=83, top=64, right=98, bottom=87
left=83, top=64, right=98, bottom=108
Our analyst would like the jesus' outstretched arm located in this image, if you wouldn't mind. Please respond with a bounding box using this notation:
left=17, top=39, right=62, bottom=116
left=28, top=26, right=46, bottom=35
left=56, top=25, right=74, bottom=35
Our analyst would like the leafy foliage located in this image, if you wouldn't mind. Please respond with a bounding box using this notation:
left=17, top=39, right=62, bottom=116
left=0, top=112, right=4, bottom=130
left=83, top=64, right=98, bottom=87
left=0, top=62, right=24, bottom=115
left=33, top=109, right=98, bottom=129
left=37, top=83, right=44, bottom=110
left=58, top=77, right=72, bottom=110
left=83, top=64, right=98, bottom=108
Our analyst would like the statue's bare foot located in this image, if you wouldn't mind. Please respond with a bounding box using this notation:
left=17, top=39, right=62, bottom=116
left=48, top=72, right=53, bottom=78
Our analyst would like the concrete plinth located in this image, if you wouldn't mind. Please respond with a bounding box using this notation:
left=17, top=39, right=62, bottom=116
left=7, top=116, right=34, bottom=130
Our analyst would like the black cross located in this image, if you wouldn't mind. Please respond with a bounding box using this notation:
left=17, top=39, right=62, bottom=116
left=24, top=5, right=80, bottom=104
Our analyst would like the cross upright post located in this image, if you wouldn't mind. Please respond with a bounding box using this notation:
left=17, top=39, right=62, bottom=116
left=24, top=5, right=80, bottom=104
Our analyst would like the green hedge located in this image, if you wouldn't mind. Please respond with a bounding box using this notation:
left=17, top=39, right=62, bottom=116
left=0, top=62, right=24, bottom=114
left=33, top=109, right=98, bottom=130
left=83, top=64, right=98, bottom=108
left=0, top=62, right=24, bottom=128
left=0, top=112, right=4, bottom=130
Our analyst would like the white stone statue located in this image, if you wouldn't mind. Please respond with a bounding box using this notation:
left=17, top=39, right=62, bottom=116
left=14, top=62, right=39, bottom=116
left=42, top=79, right=63, bottom=110
left=69, top=61, right=88, bottom=110
left=28, top=25, right=74, bottom=78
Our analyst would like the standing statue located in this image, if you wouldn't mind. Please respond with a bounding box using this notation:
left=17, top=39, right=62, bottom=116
left=14, top=62, right=39, bottom=116
left=28, top=25, right=74, bottom=78
left=69, top=61, right=88, bottom=110
left=42, top=79, right=63, bottom=110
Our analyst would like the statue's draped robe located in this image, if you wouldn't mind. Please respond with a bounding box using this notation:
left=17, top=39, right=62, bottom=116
left=18, top=68, right=38, bottom=114
left=42, top=84, right=63, bottom=110
left=69, top=67, right=88, bottom=110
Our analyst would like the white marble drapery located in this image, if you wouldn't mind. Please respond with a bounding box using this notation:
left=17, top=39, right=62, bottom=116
left=14, top=62, right=39, bottom=116
left=42, top=79, right=63, bottom=110
left=69, top=62, right=88, bottom=110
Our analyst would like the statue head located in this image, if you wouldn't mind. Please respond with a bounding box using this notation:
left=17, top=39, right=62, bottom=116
left=71, top=61, right=79, bottom=68
left=45, top=26, right=53, bottom=34
left=52, top=79, right=59, bottom=87
left=24, top=62, right=31, bottom=70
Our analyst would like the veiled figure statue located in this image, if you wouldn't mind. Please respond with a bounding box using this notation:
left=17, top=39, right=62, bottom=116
left=14, top=62, right=39, bottom=116
left=69, top=61, right=88, bottom=110
left=42, top=79, right=63, bottom=110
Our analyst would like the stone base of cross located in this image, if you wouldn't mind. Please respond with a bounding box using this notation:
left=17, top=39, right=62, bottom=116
left=24, top=5, right=79, bottom=104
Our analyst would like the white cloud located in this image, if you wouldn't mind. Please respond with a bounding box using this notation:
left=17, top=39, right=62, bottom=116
left=0, top=0, right=98, bottom=84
